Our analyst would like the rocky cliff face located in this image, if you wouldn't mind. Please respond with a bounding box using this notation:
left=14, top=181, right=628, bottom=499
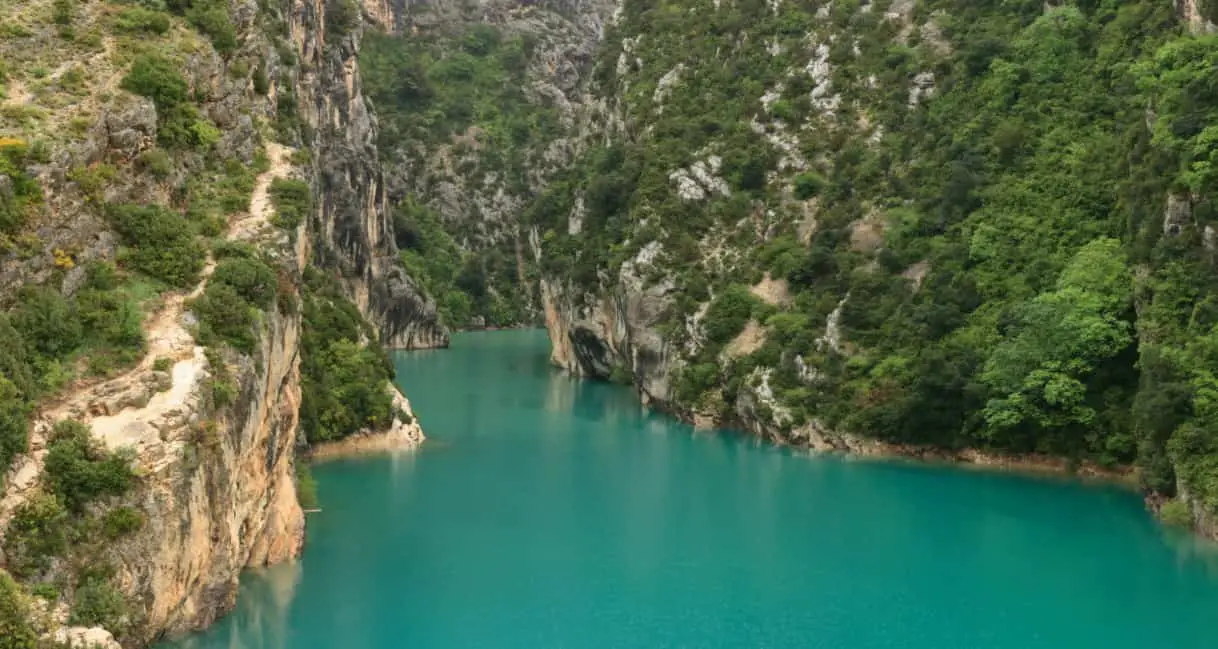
left=355, top=0, right=619, bottom=328
left=540, top=250, right=675, bottom=409
left=528, top=0, right=1218, bottom=541
left=295, top=0, right=449, bottom=349
left=0, top=0, right=427, bottom=643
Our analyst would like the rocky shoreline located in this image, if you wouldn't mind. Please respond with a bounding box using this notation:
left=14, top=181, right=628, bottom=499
left=308, top=427, right=426, bottom=461
left=308, top=388, right=426, bottom=461
left=686, top=402, right=1139, bottom=486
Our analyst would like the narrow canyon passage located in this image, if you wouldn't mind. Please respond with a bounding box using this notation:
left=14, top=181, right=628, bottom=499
left=165, top=331, right=1218, bottom=649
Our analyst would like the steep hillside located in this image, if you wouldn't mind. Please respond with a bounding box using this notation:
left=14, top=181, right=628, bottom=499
left=0, top=0, right=425, bottom=645
left=517, top=0, right=1218, bottom=537
left=357, top=0, right=617, bottom=329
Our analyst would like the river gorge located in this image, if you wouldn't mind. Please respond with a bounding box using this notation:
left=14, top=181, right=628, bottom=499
left=161, top=330, right=1218, bottom=649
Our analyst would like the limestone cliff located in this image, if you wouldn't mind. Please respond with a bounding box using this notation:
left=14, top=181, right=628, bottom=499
left=296, top=0, right=449, bottom=349
left=528, top=0, right=1218, bottom=542
left=355, top=0, right=619, bottom=328
left=0, top=0, right=427, bottom=643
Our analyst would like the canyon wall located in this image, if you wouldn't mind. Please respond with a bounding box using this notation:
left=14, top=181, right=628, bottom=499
left=529, top=0, right=1218, bottom=542
left=0, top=0, right=426, bottom=644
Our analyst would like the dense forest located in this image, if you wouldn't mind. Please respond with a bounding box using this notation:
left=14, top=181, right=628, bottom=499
left=361, top=0, right=1218, bottom=524
left=543, top=0, right=1218, bottom=515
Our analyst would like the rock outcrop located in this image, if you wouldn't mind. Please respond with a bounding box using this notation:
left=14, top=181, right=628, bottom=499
left=528, top=0, right=1218, bottom=545
left=0, top=0, right=431, bottom=635
left=360, top=0, right=620, bottom=327
left=541, top=257, right=676, bottom=409
left=296, top=0, right=449, bottom=349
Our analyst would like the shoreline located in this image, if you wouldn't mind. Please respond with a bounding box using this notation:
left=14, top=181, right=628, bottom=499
left=811, top=442, right=1139, bottom=487
left=307, top=387, right=427, bottom=462
left=790, top=434, right=1139, bottom=486
left=650, top=386, right=1141, bottom=487
left=308, top=430, right=425, bottom=461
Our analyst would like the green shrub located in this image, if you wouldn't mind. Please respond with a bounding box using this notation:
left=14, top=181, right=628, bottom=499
left=186, top=1, right=238, bottom=56
left=0, top=571, right=37, bottom=649
left=792, top=171, right=825, bottom=200
left=76, top=288, right=146, bottom=365
left=114, top=7, right=172, bottom=34
left=138, top=149, right=174, bottom=178
left=609, top=364, right=633, bottom=385
left=325, top=0, right=360, bottom=39
left=105, top=203, right=205, bottom=287
left=252, top=65, right=269, bottom=95
left=296, top=464, right=318, bottom=509
left=211, top=257, right=277, bottom=308
left=0, top=140, right=42, bottom=235
left=702, top=286, right=760, bottom=346
left=70, top=576, right=127, bottom=630
left=268, top=177, right=311, bottom=229
left=212, top=240, right=258, bottom=260
left=120, top=54, right=216, bottom=150
left=461, top=24, right=501, bottom=56
left=42, top=420, right=136, bottom=513
left=11, top=287, right=82, bottom=359
left=67, top=163, right=117, bottom=203
left=0, top=316, right=36, bottom=401
left=29, top=582, right=60, bottom=602
left=675, top=362, right=720, bottom=403
left=0, top=377, right=30, bottom=480
left=58, top=66, right=88, bottom=96
left=102, top=506, right=144, bottom=539
left=299, top=274, right=395, bottom=442
left=192, top=282, right=258, bottom=352
left=228, top=59, right=250, bottom=79
left=211, top=376, right=238, bottom=407
left=306, top=340, right=394, bottom=440
left=120, top=53, right=187, bottom=108
left=53, top=0, right=74, bottom=25
left=152, top=357, right=173, bottom=372
left=2, top=493, right=69, bottom=579
left=1159, top=500, right=1194, bottom=528
left=158, top=104, right=209, bottom=149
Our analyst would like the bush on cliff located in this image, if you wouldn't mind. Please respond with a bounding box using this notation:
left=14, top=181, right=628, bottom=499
left=2, top=493, right=69, bottom=580
left=211, top=257, right=278, bottom=309
left=120, top=53, right=219, bottom=149
left=186, top=0, right=238, bottom=56
left=104, top=203, right=205, bottom=288
left=0, top=571, right=36, bottom=649
left=120, top=53, right=187, bottom=109
left=192, top=282, right=259, bottom=353
left=0, top=139, right=43, bottom=236
left=0, top=377, right=30, bottom=482
left=70, top=574, right=128, bottom=631
left=299, top=269, right=396, bottom=442
left=11, top=287, right=82, bottom=359
left=268, top=177, right=311, bottom=229
left=43, top=420, right=137, bottom=514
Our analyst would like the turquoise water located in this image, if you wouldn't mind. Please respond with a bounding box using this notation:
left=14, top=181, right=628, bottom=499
left=166, top=330, right=1218, bottom=649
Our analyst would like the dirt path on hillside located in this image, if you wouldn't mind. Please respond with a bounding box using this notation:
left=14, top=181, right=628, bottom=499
left=0, top=144, right=295, bottom=527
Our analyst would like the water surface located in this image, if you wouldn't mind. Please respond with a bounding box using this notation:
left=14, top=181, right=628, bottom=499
left=167, top=330, right=1218, bottom=649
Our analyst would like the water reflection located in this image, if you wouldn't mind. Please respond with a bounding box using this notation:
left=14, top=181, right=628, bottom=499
left=1163, top=527, right=1218, bottom=576
left=170, top=562, right=300, bottom=649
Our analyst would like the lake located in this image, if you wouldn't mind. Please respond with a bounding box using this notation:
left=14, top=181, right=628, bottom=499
left=163, top=329, right=1218, bottom=649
